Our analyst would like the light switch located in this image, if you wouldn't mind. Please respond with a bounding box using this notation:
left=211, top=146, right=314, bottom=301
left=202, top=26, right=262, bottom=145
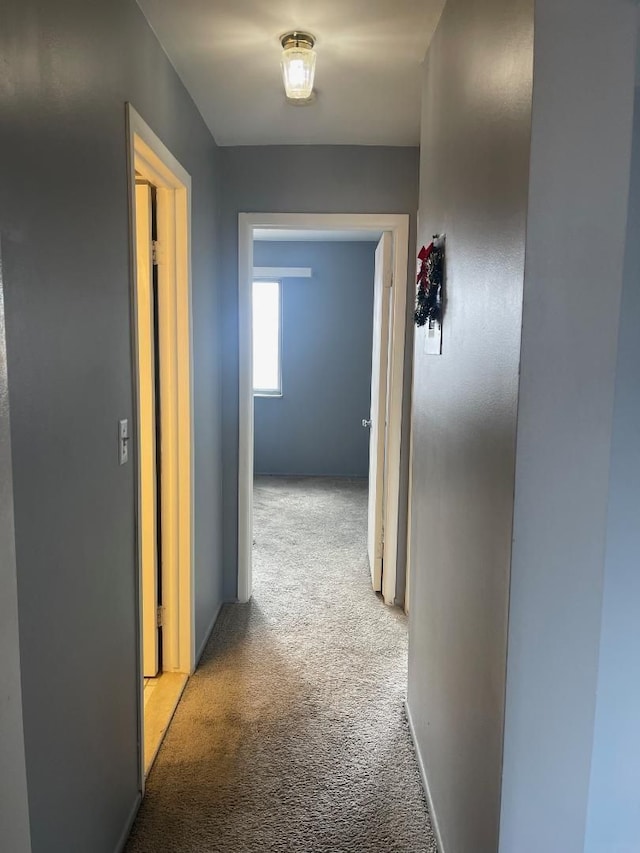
left=424, top=320, right=442, bottom=356
left=119, top=419, right=129, bottom=465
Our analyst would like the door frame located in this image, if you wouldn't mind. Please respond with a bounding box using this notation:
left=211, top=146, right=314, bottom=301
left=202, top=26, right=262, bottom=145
left=126, top=104, right=195, bottom=791
left=237, top=212, right=410, bottom=606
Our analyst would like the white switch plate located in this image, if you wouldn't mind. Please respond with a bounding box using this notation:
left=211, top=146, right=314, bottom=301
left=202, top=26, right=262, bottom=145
left=119, top=419, right=129, bottom=465
left=424, top=321, right=442, bottom=356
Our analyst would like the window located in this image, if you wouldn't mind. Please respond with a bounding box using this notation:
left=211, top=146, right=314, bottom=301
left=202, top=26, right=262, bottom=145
left=252, top=280, right=281, bottom=395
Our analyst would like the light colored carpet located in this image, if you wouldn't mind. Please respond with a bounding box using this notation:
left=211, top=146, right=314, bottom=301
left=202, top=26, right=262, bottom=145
left=125, top=476, right=437, bottom=852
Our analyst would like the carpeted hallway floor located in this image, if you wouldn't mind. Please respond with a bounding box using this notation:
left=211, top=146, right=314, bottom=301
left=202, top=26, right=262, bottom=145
left=125, top=476, right=437, bottom=852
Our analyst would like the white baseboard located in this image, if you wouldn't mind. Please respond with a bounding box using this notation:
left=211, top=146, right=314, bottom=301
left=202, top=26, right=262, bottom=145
left=195, top=601, right=223, bottom=666
left=115, top=792, right=142, bottom=853
left=405, top=700, right=446, bottom=853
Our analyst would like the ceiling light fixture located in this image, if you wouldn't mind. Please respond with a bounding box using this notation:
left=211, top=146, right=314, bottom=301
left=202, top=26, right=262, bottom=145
left=280, top=31, right=317, bottom=103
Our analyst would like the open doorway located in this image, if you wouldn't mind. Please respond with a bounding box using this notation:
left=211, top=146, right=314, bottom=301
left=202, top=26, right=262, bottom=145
left=237, top=214, right=410, bottom=607
left=127, top=105, right=195, bottom=784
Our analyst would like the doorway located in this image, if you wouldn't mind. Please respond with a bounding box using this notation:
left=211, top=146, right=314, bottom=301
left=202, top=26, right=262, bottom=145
left=237, top=214, right=410, bottom=606
left=127, top=105, right=195, bottom=785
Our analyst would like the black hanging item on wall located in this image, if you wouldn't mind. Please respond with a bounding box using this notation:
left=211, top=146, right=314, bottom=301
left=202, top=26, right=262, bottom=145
left=414, top=236, right=445, bottom=328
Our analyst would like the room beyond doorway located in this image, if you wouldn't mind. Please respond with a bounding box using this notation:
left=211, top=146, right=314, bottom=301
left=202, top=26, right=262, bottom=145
left=238, top=213, right=411, bottom=609
left=252, top=239, right=376, bottom=478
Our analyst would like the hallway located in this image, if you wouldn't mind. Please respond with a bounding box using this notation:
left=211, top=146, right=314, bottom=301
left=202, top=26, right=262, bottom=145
left=126, top=477, right=436, bottom=852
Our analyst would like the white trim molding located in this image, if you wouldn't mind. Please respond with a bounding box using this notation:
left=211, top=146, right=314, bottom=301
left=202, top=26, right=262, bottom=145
left=238, top=212, right=410, bottom=606
left=126, top=103, right=195, bottom=793
left=405, top=701, right=446, bottom=853
left=253, top=266, right=312, bottom=279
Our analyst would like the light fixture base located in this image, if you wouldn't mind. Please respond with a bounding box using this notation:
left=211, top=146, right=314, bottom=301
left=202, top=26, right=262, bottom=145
left=285, top=91, right=317, bottom=107
left=281, top=31, right=315, bottom=51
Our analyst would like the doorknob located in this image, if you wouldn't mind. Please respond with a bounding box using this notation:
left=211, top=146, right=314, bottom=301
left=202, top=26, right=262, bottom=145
left=362, top=418, right=372, bottom=428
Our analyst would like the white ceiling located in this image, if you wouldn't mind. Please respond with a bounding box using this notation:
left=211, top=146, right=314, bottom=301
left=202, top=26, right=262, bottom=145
left=136, top=0, right=445, bottom=146
left=254, top=228, right=382, bottom=242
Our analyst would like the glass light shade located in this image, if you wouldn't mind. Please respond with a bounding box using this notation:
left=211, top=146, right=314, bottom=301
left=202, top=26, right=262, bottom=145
left=281, top=45, right=316, bottom=100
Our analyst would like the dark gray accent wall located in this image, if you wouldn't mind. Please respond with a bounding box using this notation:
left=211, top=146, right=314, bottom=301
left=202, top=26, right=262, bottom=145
left=584, top=87, right=640, bottom=853
left=221, top=146, right=419, bottom=600
left=500, top=3, right=638, bottom=851
left=253, top=241, right=376, bottom=478
left=0, top=1, right=223, bottom=851
left=0, top=259, right=31, bottom=852
left=406, top=1, right=534, bottom=851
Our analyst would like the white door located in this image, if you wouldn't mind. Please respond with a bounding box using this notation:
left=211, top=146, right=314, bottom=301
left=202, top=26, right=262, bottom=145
left=367, top=232, right=393, bottom=591
left=135, top=182, right=160, bottom=678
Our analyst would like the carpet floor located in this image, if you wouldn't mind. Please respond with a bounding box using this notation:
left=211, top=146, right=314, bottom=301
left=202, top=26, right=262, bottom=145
left=125, top=476, right=437, bottom=852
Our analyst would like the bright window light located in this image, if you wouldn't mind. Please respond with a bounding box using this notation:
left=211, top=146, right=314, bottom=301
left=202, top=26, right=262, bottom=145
left=252, top=281, right=281, bottom=395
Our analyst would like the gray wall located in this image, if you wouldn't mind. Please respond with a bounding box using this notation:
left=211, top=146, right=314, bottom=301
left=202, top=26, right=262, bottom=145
left=0, top=1, right=224, bottom=850
left=0, top=260, right=31, bottom=852
left=220, top=146, right=419, bottom=600
left=253, top=241, right=376, bottom=478
left=584, top=86, right=640, bottom=853
left=406, top=0, right=534, bottom=851
left=500, top=3, right=638, bottom=852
